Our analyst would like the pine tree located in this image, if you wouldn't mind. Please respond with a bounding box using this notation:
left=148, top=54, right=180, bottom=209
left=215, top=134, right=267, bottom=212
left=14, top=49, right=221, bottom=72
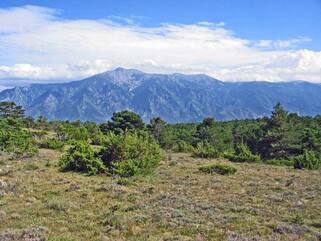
left=259, top=102, right=300, bottom=159
left=0, top=101, right=25, bottom=119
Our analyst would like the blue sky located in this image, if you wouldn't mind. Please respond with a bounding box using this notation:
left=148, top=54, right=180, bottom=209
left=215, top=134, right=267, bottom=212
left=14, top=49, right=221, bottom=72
left=0, top=0, right=320, bottom=87
left=1, top=0, right=320, bottom=49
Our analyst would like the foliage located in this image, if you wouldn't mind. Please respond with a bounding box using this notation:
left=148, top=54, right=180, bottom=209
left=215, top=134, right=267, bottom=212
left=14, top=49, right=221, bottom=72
left=294, top=150, right=321, bottom=170
left=159, top=123, right=197, bottom=150
left=195, top=118, right=224, bottom=150
left=229, top=144, right=261, bottom=163
left=265, top=159, right=294, bottom=167
left=40, top=138, right=64, bottom=150
left=90, top=132, right=107, bottom=145
left=199, top=162, right=237, bottom=175
left=258, top=103, right=301, bottom=160
left=100, top=110, right=145, bottom=134
left=171, top=140, right=195, bottom=153
left=148, top=117, right=167, bottom=143
left=193, top=142, right=220, bottom=158
left=57, top=122, right=89, bottom=142
left=59, top=141, right=106, bottom=175
left=99, top=132, right=161, bottom=177
left=0, top=118, right=38, bottom=157
left=0, top=101, right=25, bottom=119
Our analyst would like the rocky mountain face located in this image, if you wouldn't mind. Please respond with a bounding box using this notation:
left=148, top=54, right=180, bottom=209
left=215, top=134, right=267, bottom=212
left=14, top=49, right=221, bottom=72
left=1, top=67, right=321, bottom=123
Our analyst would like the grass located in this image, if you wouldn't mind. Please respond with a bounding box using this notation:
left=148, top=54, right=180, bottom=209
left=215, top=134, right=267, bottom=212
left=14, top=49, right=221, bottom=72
left=0, top=150, right=320, bottom=240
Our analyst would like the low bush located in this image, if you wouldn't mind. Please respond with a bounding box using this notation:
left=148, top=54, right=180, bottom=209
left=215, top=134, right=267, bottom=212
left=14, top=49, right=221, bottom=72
left=294, top=150, right=321, bottom=170
left=266, top=159, right=294, bottom=167
left=0, top=119, right=38, bottom=157
left=171, top=140, right=194, bottom=153
left=99, top=132, right=161, bottom=177
left=199, top=162, right=237, bottom=175
left=229, top=144, right=261, bottom=163
left=90, top=133, right=107, bottom=146
left=193, top=142, right=220, bottom=158
left=40, top=138, right=64, bottom=150
left=59, top=141, right=106, bottom=175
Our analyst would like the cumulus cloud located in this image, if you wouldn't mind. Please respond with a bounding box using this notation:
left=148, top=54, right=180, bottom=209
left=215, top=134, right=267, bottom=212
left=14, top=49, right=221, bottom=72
left=0, top=5, right=320, bottom=87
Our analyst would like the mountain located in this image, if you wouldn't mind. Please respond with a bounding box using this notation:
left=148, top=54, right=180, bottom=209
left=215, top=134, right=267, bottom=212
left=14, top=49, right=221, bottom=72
left=1, top=67, right=321, bottom=123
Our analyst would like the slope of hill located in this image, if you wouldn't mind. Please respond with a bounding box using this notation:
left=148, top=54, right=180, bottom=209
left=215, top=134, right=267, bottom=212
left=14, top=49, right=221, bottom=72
left=1, top=151, right=320, bottom=241
left=1, top=67, right=321, bottom=122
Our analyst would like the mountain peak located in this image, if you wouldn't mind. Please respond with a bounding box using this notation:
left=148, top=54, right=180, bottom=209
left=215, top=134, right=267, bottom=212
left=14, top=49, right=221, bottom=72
left=1, top=69, right=321, bottom=123
left=110, top=67, right=144, bottom=75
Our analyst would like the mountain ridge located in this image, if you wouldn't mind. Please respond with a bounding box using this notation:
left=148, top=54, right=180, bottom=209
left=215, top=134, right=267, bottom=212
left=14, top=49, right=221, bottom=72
left=1, top=68, right=321, bottom=123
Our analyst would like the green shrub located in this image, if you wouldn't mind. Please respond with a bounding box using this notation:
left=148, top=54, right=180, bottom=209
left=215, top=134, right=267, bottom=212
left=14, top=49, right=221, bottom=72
left=193, top=142, right=220, bottom=158
left=59, top=141, right=106, bottom=175
left=266, top=159, right=294, bottom=167
left=57, top=124, right=89, bottom=142
left=99, top=132, right=161, bottom=177
left=40, top=138, right=64, bottom=150
left=229, top=144, right=261, bottom=163
left=294, top=150, right=321, bottom=170
left=199, top=163, right=237, bottom=175
left=90, top=133, right=107, bottom=146
left=171, top=140, right=194, bottom=153
left=0, top=119, right=38, bottom=157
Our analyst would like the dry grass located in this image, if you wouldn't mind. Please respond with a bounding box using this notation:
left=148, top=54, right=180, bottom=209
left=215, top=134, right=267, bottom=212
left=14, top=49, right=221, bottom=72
left=0, top=151, right=320, bottom=241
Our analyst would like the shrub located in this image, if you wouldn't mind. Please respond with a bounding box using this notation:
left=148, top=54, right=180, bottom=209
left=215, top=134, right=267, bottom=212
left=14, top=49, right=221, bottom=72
left=171, top=140, right=194, bottom=153
left=294, top=150, right=321, bottom=170
left=193, top=142, right=220, bottom=158
left=266, top=159, right=294, bottom=167
left=99, top=132, right=161, bottom=177
left=90, top=133, right=107, bottom=146
left=59, top=141, right=106, bottom=175
left=0, top=119, right=38, bottom=157
left=199, top=163, right=237, bottom=175
left=40, top=138, right=64, bottom=150
left=229, top=144, right=261, bottom=163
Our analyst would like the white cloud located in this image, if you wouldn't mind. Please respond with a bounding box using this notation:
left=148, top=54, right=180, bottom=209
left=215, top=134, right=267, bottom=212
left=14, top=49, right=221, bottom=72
left=0, top=5, right=320, bottom=86
left=256, top=37, right=312, bottom=49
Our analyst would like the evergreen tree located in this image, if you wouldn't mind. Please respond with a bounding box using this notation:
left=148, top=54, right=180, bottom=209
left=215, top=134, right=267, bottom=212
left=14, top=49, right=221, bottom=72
left=0, top=101, right=25, bottom=119
left=149, top=117, right=167, bottom=143
left=100, top=110, right=145, bottom=134
left=259, top=102, right=300, bottom=159
left=195, top=117, right=224, bottom=150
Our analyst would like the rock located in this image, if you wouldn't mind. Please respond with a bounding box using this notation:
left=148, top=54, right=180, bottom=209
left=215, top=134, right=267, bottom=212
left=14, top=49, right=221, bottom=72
left=0, top=180, right=8, bottom=189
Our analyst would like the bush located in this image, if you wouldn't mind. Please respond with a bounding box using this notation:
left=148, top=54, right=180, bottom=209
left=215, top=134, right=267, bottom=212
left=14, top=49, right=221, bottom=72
left=40, top=138, right=64, bottom=150
left=0, top=119, right=38, bottom=157
left=90, top=133, right=107, bottom=146
left=294, top=150, right=321, bottom=170
left=199, top=163, right=237, bottom=175
left=59, top=141, right=106, bottom=175
left=266, top=159, right=294, bottom=167
left=171, top=140, right=194, bottom=153
left=99, top=132, right=161, bottom=177
left=229, top=144, right=261, bottom=163
left=193, top=142, right=220, bottom=158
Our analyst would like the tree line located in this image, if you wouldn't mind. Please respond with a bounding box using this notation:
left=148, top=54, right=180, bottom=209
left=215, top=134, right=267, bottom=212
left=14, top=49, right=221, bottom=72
left=0, top=101, right=320, bottom=174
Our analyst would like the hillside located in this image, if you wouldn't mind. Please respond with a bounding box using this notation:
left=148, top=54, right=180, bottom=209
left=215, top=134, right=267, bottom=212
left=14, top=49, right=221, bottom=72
left=1, top=68, right=321, bottom=122
left=1, top=150, right=320, bottom=241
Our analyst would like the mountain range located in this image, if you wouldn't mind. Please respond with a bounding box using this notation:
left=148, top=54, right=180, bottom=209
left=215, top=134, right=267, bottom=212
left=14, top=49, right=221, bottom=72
left=1, top=67, right=321, bottom=123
